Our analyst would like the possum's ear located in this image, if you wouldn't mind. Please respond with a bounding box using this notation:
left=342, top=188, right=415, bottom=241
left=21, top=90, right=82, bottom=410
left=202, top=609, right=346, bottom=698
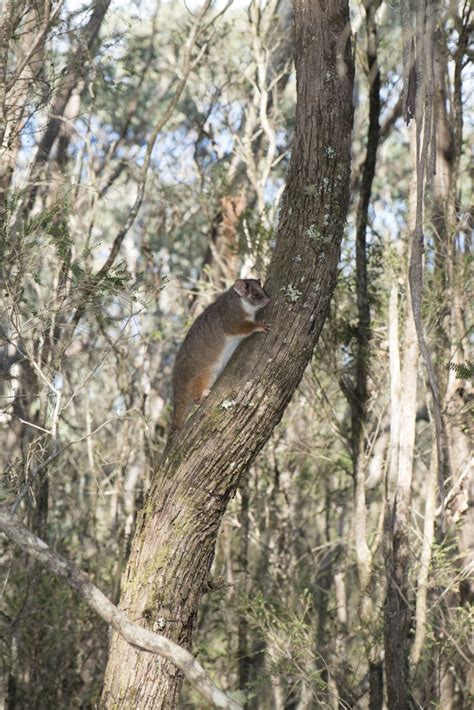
left=233, top=279, right=247, bottom=297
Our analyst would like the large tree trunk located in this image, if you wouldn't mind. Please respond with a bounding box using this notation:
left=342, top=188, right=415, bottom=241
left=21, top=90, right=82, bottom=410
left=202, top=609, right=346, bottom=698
left=101, top=1, right=354, bottom=706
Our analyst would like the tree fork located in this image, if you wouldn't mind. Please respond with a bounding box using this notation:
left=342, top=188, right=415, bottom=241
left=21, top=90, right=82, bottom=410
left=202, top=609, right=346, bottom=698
left=101, top=1, right=354, bottom=707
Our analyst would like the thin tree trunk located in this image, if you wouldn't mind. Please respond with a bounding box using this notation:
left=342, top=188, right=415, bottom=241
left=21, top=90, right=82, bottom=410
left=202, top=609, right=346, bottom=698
left=237, top=485, right=251, bottom=707
left=383, top=135, right=419, bottom=708
left=352, top=0, right=381, bottom=593
left=383, top=280, right=419, bottom=710
left=432, top=14, right=473, bottom=703
left=100, top=2, right=355, bottom=706
left=191, top=194, right=246, bottom=309
left=411, top=441, right=437, bottom=667
left=434, top=9, right=472, bottom=602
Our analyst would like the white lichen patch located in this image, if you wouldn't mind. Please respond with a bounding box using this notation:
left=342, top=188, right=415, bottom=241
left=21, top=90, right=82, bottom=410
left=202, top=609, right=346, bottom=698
left=221, top=399, right=237, bottom=410
left=325, top=146, right=335, bottom=158
left=293, top=254, right=302, bottom=263
left=153, top=617, right=166, bottom=631
left=281, top=284, right=302, bottom=303
left=306, top=224, right=321, bottom=241
left=304, top=184, right=318, bottom=196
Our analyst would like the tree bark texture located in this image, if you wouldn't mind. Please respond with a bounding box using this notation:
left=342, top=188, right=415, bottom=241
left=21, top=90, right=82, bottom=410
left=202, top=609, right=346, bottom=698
left=101, top=2, right=354, bottom=707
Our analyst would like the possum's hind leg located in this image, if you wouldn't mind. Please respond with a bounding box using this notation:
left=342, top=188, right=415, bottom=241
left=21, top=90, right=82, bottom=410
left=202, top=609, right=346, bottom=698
left=171, top=396, right=193, bottom=433
left=164, top=371, right=213, bottom=460
left=170, top=369, right=211, bottom=434
left=190, top=370, right=213, bottom=406
left=162, top=395, right=192, bottom=461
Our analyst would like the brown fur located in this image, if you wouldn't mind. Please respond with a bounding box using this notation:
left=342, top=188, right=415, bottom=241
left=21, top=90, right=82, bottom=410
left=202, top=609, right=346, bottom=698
left=169, top=279, right=270, bottom=436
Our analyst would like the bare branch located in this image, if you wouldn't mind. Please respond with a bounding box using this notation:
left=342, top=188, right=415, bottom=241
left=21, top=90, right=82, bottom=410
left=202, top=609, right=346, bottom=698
left=0, top=509, right=243, bottom=710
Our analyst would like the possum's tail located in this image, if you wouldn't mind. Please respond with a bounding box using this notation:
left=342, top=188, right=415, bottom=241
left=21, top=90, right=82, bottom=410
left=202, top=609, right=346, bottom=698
left=161, top=397, right=191, bottom=461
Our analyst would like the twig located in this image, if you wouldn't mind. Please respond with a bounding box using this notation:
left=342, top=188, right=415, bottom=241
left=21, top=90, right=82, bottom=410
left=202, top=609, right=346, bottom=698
left=17, top=418, right=51, bottom=435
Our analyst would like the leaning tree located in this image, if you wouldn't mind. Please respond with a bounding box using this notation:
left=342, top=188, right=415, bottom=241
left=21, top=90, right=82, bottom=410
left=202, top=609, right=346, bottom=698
left=101, top=1, right=355, bottom=706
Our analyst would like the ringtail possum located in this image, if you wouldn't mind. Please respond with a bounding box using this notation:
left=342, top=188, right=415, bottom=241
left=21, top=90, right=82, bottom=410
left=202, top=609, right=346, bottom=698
left=170, top=278, right=270, bottom=434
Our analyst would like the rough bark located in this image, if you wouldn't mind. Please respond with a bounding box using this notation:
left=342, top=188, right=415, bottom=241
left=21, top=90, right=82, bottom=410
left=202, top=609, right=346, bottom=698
left=101, top=1, right=355, bottom=707
left=368, top=660, right=383, bottom=710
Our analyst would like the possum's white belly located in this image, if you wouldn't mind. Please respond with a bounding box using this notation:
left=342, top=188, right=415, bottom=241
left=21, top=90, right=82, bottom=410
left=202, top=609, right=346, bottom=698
left=210, top=336, right=244, bottom=386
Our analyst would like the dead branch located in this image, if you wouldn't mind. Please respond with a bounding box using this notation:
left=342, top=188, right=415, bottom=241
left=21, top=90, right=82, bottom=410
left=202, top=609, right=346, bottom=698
left=0, top=508, right=242, bottom=710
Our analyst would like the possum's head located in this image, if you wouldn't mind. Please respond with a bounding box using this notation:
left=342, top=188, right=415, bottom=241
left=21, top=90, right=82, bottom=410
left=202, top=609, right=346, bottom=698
left=233, top=278, right=271, bottom=314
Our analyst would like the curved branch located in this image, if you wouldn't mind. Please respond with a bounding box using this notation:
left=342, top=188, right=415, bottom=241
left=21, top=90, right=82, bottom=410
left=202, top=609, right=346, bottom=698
left=0, top=509, right=242, bottom=710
